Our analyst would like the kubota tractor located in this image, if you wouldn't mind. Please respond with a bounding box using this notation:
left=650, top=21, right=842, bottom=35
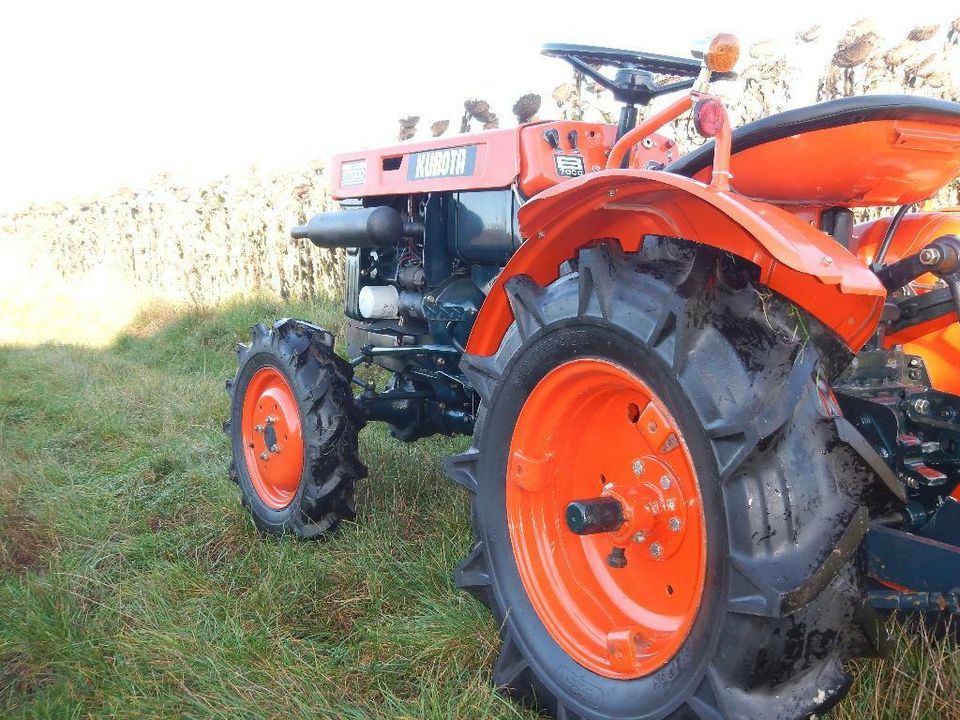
left=225, top=35, right=960, bottom=719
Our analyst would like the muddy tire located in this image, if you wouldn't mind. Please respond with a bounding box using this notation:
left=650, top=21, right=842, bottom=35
left=225, top=319, right=366, bottom=539
left=445, top=240, right=880, bottom=720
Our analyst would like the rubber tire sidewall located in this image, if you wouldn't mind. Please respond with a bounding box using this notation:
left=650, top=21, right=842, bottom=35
left=474, top=319, right=728, bottom=719
left=231, top=351, right=309, bottom=533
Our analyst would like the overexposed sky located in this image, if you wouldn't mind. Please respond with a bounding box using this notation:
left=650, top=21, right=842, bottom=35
left=0, top=1, right=955, bottom=212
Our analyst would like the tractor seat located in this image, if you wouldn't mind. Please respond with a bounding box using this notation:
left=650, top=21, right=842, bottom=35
left=663, top=94, right=960, bottom=207
left=666, top=94, right=960, bottom=178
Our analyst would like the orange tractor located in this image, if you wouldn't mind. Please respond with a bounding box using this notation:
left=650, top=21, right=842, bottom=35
left=226, top=35, right=960, bottom=719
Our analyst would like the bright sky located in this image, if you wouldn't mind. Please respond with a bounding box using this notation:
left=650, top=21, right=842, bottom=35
left=1, top=0, right=956, bottom=212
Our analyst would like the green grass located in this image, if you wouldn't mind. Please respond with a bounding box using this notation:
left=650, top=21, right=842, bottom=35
left=1, top=296, right=958, bottom=719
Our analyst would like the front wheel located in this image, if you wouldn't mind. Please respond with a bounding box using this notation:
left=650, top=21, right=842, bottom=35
left=225, top=319, right=366, bottom=539
left=446, top=240, right=878, bottom=720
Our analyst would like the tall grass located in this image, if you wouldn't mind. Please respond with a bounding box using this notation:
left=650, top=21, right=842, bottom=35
left=0, top=295, right=957, bottom=719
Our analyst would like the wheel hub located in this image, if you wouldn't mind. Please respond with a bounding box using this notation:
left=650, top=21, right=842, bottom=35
left=565, top=464, right=693, bottom=563
left=506, top=358, right=706, bottom=679
left=241, top=367, right=304, bottom=509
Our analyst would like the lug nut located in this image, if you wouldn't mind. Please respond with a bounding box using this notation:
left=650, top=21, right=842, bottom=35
left=632, top=459, right=645, bottom=475
left=649, top=543, right=663, bottom=559
left=632, top=531, right=647, bottom=543
left=270, top=444, right=280, bottom=453
left=919, top=247, right=942, bottom=266
left=659, top=476, right=672, bottom=490
left=266, top=415, right=278, bottom=424
left=254, top=424, right=264, bottom=433
left=260, top=452, right=269, bottom=461
left=668, top=517, right=681, bottom=532
left=913, top=398, right=931, bottom=415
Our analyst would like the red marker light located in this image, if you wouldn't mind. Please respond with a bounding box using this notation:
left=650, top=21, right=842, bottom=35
left=693, top=97, right=725, bottom=138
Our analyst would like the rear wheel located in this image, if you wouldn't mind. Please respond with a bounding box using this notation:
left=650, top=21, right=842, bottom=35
left=445, top=240, right=879, bottom=719
left=508, top=357, right=707, bottom=681
left=225, top=319, right=366, bottom=539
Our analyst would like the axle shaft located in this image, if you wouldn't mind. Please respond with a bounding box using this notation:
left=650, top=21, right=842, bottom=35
left=565, top=497, right=625, bottom=535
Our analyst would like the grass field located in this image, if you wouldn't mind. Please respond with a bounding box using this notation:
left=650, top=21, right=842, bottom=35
left=1, top=294, right=958, bottom=719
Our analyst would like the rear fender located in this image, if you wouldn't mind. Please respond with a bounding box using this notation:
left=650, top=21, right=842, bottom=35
left=466, top=170, right=886, bottom=355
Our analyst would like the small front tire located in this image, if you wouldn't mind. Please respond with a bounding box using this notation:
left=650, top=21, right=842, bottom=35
left=225, top=319, right=366, bottom=539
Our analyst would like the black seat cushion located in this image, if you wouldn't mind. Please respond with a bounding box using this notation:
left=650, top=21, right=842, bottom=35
left=665, top=95, right=960, bottom=178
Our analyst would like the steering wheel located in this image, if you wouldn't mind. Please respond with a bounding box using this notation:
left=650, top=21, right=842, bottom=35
left=542, top=43, right=732, bottom=105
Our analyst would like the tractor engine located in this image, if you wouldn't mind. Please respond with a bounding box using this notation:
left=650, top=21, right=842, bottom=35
left=292, top=189, right=521, bottom=439
left=289, top=115, right=674, bottom=442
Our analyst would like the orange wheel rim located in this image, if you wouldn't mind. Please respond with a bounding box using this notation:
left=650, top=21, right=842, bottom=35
left=241, top=367, right=304, bottom=510
left=506, top=359, right=706, bottom=679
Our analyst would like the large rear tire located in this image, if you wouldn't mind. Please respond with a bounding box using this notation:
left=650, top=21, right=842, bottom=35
left=225, top=319, right=366, bottom=539
left=445, top=240, right=879, bottom=719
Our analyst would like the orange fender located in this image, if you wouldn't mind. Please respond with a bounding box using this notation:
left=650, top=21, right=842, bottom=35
left=466, top=170, right=886, bottom=356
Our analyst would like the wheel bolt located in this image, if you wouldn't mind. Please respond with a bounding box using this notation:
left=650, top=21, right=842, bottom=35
left=649, top=542, right=662, bottom=559
left=919, top=248, right=942, bottom=265
left=607, top=546, right=627, bottom=568
left=659, top=476, right=672, bottom=490
left=260, top=452, right=269, bottom=461
left=668, top=517, right=681, bottom=532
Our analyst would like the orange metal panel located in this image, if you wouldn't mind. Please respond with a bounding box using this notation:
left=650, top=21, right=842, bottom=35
left=851, top=211, right=960, bottom=395
left=466, top=170, right=885, bottom=356
left=852, top=210, right=960, bottom=288
left=332, top=120, right=680, bottom=201
left=330, top=129, right=521, bottom=199
left=519, top=121, right=617, bottom=197
left=891, top=324, right=960, bottom=395
left=690, top=120, right=960, bottom=207
left=518, top=121, right=675, bottom=197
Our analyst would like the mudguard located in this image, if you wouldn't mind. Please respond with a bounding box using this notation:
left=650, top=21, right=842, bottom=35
left=466, top=169, right=886, bottom=356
